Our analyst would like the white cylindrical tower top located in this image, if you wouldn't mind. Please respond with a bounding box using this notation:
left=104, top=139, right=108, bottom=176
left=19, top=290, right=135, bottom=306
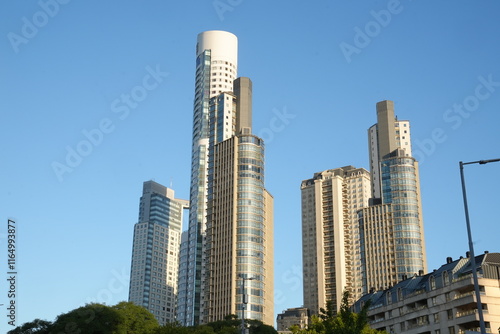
left=197, top=30, right=238, bottom=69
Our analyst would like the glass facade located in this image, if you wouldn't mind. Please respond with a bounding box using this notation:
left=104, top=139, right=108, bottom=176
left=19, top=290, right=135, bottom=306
left=178, top=49, right=212, bottom=326
left=236, top=135, right=265, bottom=321
left=381, top=156, right=424, bottom=277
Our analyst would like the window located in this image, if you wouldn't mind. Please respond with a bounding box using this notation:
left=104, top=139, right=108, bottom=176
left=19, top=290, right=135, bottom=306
left=434, top=313, right=440, bottom=323
left=443, top=271, right=449, bottom=286
left=448, top=326, right=455, bottom=334
left=447, top=309, right=453, bottom=320
left=430, top=276, right=436, bottom=290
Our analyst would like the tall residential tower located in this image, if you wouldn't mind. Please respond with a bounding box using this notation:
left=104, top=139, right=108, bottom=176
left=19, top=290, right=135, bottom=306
left=128, top=181, right=188, bottom=325
left=177, top=30, right=238, bottom=326
left=301, top=166, right=371, bottom=314
left=178, top=31, right=274, bottom=327
left=361, top=100, right=427, bottom=291
left=301, top=100, right=427, bottom=316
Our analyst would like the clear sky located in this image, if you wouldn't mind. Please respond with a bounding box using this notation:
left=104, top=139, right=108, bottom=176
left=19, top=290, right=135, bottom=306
left=1, top=0, right=500, bottom=330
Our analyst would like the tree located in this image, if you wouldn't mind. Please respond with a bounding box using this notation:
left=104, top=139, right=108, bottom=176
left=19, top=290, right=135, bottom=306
left=112, top=301, right=158, bottom=333
left=49, top=303, right=125, bottom=333
left=246, top=319, right=278, bottom=334
left=292, top=290, right=387, bottom=334
left=329, top=290, right=371, bottom=334
left=154, top=321, right=193, bottom=334
left=7, top=319, right=52, bottom=334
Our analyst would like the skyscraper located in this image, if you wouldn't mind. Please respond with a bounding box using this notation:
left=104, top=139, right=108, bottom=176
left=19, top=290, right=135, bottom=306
left=178, top=31, right=273, bottom=327
left=128, top=181, right=188, bottom=325
left=300, top=100, right=427, bottom=315
left=361, top=100, right=427, bottom=291
left=177, top=30, right=238, bottom=326
left=203, top=77, right=274, bottom=325
left=301, top=167, right=371, bottom=315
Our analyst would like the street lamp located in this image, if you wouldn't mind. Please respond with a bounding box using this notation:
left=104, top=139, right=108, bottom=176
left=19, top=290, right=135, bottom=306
left=239, top=274, right=255, bottom=334
left=459, top=158, right=500, bottom=334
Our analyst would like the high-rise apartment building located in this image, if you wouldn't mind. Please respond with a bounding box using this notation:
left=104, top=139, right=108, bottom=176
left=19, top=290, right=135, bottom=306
left=361, top=100, right=427, bottom=291
left=203, top=77, right=274, bottom=324
left=301, top=167, right=371, bottom=315
left=178, top=31, right=274, bottom=327
left=301, top=101, right=427, bottom=316
left=177, top=30, right=238, bottom=326
left=128, top=181, right=188, bottom=325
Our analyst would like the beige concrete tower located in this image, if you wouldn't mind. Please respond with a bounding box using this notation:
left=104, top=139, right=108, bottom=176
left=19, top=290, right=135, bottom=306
left=202, top=77, right=274, bottom=326
left=301, top=167, right=371, bottom=315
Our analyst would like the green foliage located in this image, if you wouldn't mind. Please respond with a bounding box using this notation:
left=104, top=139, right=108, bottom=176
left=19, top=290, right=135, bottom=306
left=50, top=303, right=125, bottom=333
left=7, top=319, right=52, bottom=334
left=154, top=321, right=193, bottom=334
left=205, top=314, right=240, bottom=334
left=12, top=305, right=278, bottom=334
left=112, top=301, right=158, bottom=333
left=13, top=302, right=158, bottom=334
left=292, top=290, right=387, bottom=334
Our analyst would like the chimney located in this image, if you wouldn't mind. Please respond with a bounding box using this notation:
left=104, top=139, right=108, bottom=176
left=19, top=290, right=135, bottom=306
left=466, top=251, right=470, bottom=258
left=418, top=270, right=424, bottom=276
left=446, top=257, right=453, bottom=264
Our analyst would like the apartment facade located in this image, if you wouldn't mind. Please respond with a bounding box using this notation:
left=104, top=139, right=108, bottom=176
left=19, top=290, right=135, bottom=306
left=354, top=252, right=500, bottom=334
left=301, top=166, right=371, bottom=315
left=276, top=307, right=309, bottom=332
left=202, top=77, right=274, bottom=325
left=128, top=181, right=188, bottom=325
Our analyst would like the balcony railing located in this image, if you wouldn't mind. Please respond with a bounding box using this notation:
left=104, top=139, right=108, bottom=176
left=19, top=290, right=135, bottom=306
left=401, top=304, right=427, bottom=315
left=459, top=328, right=491, bottom=334
left=454, top=291, right=475, bottom=300
left=456, top=309, right=488, bottom=318
left=369, top=317, right=386, bottom=324
left=407, top=320, right=429, bottom=329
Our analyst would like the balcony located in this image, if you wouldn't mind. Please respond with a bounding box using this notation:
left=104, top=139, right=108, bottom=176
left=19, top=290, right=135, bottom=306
left=369, top=317, right=386, bottom=325
left=458, top=328, right=491, bottom=334
left=456, top=309, right=488, bottom=318
left=407, top=319, right=429, bottom=330
left=454, top=290, right=475, bottom=300
left=401, top=303, right=428, bottom=315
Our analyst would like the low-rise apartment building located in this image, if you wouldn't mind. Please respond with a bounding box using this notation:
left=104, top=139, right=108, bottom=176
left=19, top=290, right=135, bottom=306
left=353, top=252, right=500, bottom=334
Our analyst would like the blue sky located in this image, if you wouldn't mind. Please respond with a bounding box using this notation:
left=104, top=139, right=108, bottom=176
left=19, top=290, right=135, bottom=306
left=1, top=0, right=500, bottom=329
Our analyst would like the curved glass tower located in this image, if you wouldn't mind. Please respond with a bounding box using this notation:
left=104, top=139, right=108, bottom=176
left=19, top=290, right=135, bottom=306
left=381, top=153, right=424, bottom=276
left=361, top=100, right=427, bottom=291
